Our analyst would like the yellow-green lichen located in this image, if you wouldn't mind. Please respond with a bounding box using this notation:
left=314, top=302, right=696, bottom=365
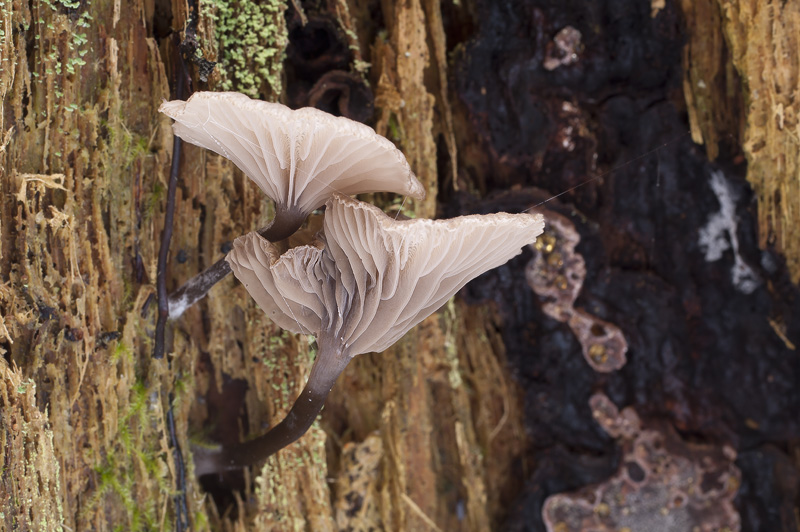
left=201, top=0, right=288, bottom=100
left=35, top=0, right=93, bottom=102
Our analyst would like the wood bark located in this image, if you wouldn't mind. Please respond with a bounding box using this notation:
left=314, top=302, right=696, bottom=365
left=0, top=0, right=523, bottom=530
left=680, top=0, right=800, bottom=283
left=1, top=0, right=797, bottom=530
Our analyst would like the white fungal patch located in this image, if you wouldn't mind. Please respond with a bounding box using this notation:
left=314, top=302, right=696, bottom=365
left=698, top=170, right=760, bottom=294
left=168, top=295, right=191, bottom=321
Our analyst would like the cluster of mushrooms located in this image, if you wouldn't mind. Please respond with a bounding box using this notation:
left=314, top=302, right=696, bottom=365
left=159, top=92, right=545, bottom=476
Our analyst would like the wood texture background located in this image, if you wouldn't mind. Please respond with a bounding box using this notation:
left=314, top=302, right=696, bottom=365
left=0, top=0, right=797, bottom=530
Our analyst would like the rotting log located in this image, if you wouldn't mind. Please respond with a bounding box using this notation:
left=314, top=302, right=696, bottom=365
left=680, top=0, right=800, bottom=283
left=0, top=0, right=525, bottom=530
left=4, top=0, right=798, bottom=529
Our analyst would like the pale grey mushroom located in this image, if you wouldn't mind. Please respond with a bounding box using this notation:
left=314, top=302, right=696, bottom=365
left=193, top=193, right=545, bottom=475
left=160, top=92, right=425, bottom=318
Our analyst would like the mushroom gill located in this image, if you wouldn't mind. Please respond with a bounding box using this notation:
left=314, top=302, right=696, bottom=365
left=159, top=92, right=424, bottom=217
left=193, top=194, right=544, bottom=475
left=160, top=91, right=425, bottom=318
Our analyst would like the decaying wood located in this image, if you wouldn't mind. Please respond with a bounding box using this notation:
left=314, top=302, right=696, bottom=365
left=680, top=0, right=800, bottom=283
left=2, top=0, right=796, bottom=529
left=0, top=0, right=522, bottom=530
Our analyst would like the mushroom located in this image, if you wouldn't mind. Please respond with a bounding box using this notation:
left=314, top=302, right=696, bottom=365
left=193, top=193, right=544, bottom=475
left=159, top=91, right=425, bottom=318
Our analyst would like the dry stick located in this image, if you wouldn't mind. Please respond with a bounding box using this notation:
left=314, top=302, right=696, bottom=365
left=154, top=33, right=191, bottom=532
left=193, top=333, right=352, bottom=476
left=154, top=116, right=183, bottom=359
left=166, top=391, right=189, bottom=530
left=167, top=206, right=306, bottom=320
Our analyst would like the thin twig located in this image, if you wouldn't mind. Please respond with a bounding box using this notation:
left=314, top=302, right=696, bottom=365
left=153, top=50, right=185, bottom=360
left=154, top=28, right=193, bottom=532
left=167, top=391, right=190, bottom=530
left=153, top=133, right=182, bottom=359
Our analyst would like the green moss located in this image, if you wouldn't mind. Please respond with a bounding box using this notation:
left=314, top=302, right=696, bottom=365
left=87, top=379, right=167, bottom=531
left=117, top=380, right=149, bottom=453
left=194, top=511, right=209, bottom=529
left=93, top=455, right=157, bottom=532
left=115, top=126, right=150, bottom=170
left=111, top=341, right=132, bottom=363
left=387, top=112, right=402, bottom=143
left=143, top=180, right=166, bottom=222
left=171, top=371, right=194, bottom=410
left=201, top=0, right=288, bottom=99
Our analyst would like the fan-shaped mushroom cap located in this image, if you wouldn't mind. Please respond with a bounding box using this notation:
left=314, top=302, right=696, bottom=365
left=159, top=92, right=425, bottom=215
left=227, top=194, right=545, bottom=355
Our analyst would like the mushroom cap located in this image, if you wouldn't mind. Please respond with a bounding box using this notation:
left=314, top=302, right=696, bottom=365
left=159, top=92, right=425, bottom=215
left=227, top=194, right=545, bottom=355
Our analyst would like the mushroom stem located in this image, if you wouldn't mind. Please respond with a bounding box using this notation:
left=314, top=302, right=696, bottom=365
left=167, top=206, right=306, bottom=320
left=193, top=333, right=351, bottom=476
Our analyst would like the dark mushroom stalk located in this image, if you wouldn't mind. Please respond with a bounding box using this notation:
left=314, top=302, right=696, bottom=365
left=158, top=91, right=425, bottom=319
left=194, top=330, right=350, bottom=475
left=167, top=206, right=306, bottom=320
left=193, top=193, right=545, bottom=476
